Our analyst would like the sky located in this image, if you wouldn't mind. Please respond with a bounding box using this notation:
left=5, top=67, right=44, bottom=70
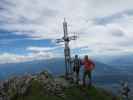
left=0, top=0, right=133, bottom=64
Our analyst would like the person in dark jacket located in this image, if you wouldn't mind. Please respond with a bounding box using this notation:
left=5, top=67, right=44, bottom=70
left=73, top=55, right=81, bottom=84
left=82, top=55, right=95, bottom=86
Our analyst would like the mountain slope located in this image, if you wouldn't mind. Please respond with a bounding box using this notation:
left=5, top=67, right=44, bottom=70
left=94, top=61, right=121, bottom=75
left=0, top=58, right=65, bottom=79
left=16, top=82, right=119, bottom=100
left=12, top=71, right=120, bottom=100
left=0, top=58, right=124, bottom=80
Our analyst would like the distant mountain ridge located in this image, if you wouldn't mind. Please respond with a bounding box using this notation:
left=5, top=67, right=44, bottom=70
left=104, top=54, right=133, bottom=66
left=0, top=58, right=129, bottom=80
left=104, top=54, right=133, bottom=74
left=0, top=58, right=65, bottom=80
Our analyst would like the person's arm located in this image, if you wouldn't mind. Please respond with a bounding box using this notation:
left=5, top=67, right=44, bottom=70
left=89, top=59, right=95, bottom=68
left=80, top=60, right=84, bottom=66
left=92, top=61, right=95, bottom=67
left=71, top=58, right=74, bottom=63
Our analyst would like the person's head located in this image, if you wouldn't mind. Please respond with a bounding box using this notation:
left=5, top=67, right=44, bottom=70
left=84, top=55, right=88, bottom=60
left=75, top=55, right=78, bottom=58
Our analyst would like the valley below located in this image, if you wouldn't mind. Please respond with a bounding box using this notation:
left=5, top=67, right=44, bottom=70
left=0, top=58, right=132, bottom=97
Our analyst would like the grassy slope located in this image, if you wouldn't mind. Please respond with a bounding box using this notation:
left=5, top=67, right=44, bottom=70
left=15, top=80, right=120, bottom=100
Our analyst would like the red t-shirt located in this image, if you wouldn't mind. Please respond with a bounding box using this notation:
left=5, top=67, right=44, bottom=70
left=82, top=59, right=95, bottom=71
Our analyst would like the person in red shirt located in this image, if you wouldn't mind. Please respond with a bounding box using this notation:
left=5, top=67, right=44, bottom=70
left=82, top=55, right=95, bottom=86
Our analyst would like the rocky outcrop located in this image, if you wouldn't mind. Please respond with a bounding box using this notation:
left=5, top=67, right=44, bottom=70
left=0, top=74, right=33, bottom=100
left=0, top=70, right=70, bottom=100
left=35, top=71, right=70, bottom=97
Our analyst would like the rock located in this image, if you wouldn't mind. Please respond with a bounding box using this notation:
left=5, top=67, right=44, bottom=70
left=41, top=77, right=70, bottom=97
left=0, top=70, right=71, bottom=99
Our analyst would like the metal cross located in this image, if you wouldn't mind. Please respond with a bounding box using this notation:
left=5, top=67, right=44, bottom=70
left=56, top=19, right=77, bottom=78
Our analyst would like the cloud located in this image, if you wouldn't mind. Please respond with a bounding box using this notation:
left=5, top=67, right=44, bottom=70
left=26, top=46, right=59, bottom=53
left=1, top=0, right=133, bottom=39
left=0, top=45, right=63, bottom=64
left=0, top=0, right=133, bottom=64
left=69, top=21, right=133, bottom=56
left=0, top=50, right=61, bottom=64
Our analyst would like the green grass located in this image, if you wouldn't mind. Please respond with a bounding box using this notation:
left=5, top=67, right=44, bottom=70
left=15, top=80, right=120, bottom=100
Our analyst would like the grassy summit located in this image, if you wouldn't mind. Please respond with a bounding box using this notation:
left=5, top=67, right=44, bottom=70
left=15, top=78, right=120, bottom=100
left=1, top=70, right=120, bottom=100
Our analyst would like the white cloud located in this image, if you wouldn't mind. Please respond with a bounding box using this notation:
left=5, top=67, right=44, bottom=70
left=1, top=0, right=133, bottom=60
left=1, top=0, right=133, bottom=38
left=0, top=49, right=61, bottom=64
left=27, top=46, right=58, bottom=52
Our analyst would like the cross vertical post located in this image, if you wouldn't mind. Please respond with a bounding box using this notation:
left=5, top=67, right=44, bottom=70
left=63, top=19, right=71, bottom=77
left=57, top=19, right=77, bottom=78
